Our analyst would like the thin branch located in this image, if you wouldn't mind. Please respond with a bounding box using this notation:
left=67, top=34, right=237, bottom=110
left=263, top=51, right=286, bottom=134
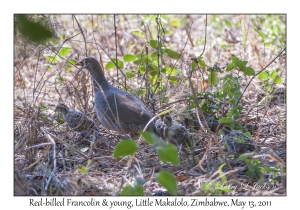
left=236, top=47, right=286, bottom=105
left=188, top=67, right=209, bottom=130
left=199, top=14, right=207, bottom=58
left=114, top=14, right=119, bottom=81
left=41, top=128, right=88, bottom=159
left=73, top=15, right=87, bottom=57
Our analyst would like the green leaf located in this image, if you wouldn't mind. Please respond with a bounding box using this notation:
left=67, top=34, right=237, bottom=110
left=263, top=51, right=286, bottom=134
left=218, top=163, right=227, bottom=184
left=65, top=65, right=72, bottom=72
left=162, top=66, right=176, bottom=75
left=58, top=34, right=65, bottom=41
left=228, top=91, right=234, bottom=100
left=56, top=113, right=64, bottom=124
left=43, top=54, right=57, bottom=63
left=220, top=117, right=227, bottom=123
left=121, top=184, right=144, bottom=196
left=245, top=67, right=255, bottom=76
left=149, top=40, right=158, bottom=49
left=105, top=61, right=115, bottom=70
left=113, top=139, right=138, bottom=157
left=226, top=63, right=235, bottom=71
left=134, top=55, right=150, bottom=65
left=135, top=53, right=142, bottom=59
left=208, top=72, right=219, bottom=86
left=273, top=76, right=282, bottom=84
left=254, top=29, right=267, bottom=40
left=149, top=69, right=158, bottom=77
left=201, top=104, right=208, bottom=112
left=140, top=131, right=162, bottom=146
left=165, top=48, right=181, bottom=60
left=111, top=58, right=124, bottom=68
left=236, top=105, right=243, bottom=111
left=258, top=72, right=268, bottom=81
left=238, top=152, right=253, bottom=161
left=242, top=60, right=248, bottom=65
left=135, top=88, right=146, bottom=96
left=231, top=56, right=239, bottom=62
left=155, top=170, right=178, bottom=195
left=87, top=159, right=92, bottom=167
left=59, top=47, right=71, bottom=57
left=197, top=57, right=206, bottom=70
left=150, top=52, right=158, bottom=59
left=245, top=132, right=251, bottom=137
left=136, top=66, right=146, bottom=74
left=56, top=76, right=65, bottom=83
left=125, top=70, right=136, bottom=79
left=158, top=109, right=172, bottom=116
left=191, top=61, right=197, bottom=72
left=131, top=29, right=144, bottom=37
left=123, top=54, right=137, bottom=62
left=168, top=76, right=178, bottom=84
left=77, top=165, right=87, bottom=174
left=40, top=103, right=48, bottom=111
left=236, top=60, right=246, bottom=72
left=270, top=70, right=277, bottom=80
left=157, top=143, right=180, bottom=165
left=133, top=54, right=142, bottom=65
left=68, top=58, right=77, bottom=65
left=44, top=64, right=52, bottom=71
left=15, top=15, right=53, bottom=43
left=170, top=20, right=180, bottom=27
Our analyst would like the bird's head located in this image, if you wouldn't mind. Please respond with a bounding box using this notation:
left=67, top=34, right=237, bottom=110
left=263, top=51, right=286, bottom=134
left=76, top=57, right=101, bottom=75
left=163, top=114, right=173, bottom=127
left=55, top=103, right=69, bottom=115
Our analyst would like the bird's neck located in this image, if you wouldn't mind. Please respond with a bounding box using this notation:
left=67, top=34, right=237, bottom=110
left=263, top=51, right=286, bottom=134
left=90, top=65, right=110, bottom=87
left=92, top=77, right=110, bottom=91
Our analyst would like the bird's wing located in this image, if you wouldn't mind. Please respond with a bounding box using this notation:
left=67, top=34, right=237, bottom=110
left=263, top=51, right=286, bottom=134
left=106, top=91, right=152, bottom=125
left=67, top=110, right=83, bottom=122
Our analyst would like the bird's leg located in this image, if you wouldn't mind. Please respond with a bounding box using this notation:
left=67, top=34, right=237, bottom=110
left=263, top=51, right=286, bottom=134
left=182, top=147, right=193, bottom=165
left=107, top=131, right=115, bottom=149
left=176, top=143, right=192, bottom=165
left=88, top=128, right=97, bottom=158
left=188, top=147, right=196, bottom=166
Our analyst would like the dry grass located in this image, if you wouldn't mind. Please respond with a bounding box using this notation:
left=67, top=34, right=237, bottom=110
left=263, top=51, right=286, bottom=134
left=14, top=14, right=286, bottom=196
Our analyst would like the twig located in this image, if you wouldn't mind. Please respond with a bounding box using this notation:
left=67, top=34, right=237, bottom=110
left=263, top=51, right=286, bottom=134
left=34, top=32, right=81, bottom=103
left=113, top=14, right=120, bottom=81
left=41, top=128, right=88, bottom=159
left=73, top=15, right=87, bottom=57
left=43, top=132, right=57, bottom=192
left=197, top=140, right=211, bottom=172
left=187, top=67, right=209, bottom=130
left=91, top=15, right=104, bottom=70
left=32, top=52, right=40, bottom=104
left=236, top=47, right=286, bottom=106
left=199, top=14, right=207, bottom=58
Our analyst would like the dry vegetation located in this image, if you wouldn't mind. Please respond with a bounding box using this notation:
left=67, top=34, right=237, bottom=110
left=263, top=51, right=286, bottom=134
left=14, top=14, right=286, bottom=196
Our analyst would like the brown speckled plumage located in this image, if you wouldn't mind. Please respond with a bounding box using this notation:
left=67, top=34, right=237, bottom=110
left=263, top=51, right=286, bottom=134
left=55, top=104, right=95, bottom=132
left=163, top=114, right=191, bottom=146
left=222, top=127, right=255, bottom=154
